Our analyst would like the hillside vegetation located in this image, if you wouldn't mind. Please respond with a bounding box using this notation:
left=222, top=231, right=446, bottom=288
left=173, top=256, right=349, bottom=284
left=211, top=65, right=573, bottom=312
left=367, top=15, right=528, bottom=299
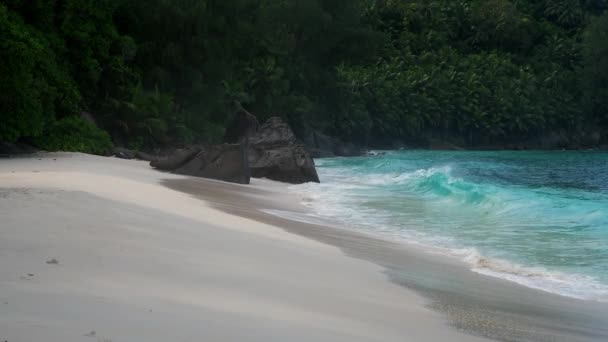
left=1, top=0, right=607, bottom=151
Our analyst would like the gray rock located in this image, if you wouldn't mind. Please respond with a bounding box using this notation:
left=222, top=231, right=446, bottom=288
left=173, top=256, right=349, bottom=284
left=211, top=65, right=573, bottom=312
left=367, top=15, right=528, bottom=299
left=149, top=116, right=319, bottom=184
left=135, top=151, right=158, bottom=162
left=249, top=117, right=297, bottom=147
left=150, top=147, right=201, bottom=171
left=224, top=106, right=260, bottom=143
left=307, top=148, right=335, bottom=158
left=248, top=117, right=319, bottom=184
left=174, top=144, right=250, bottom=184
left=249, top=145, right=320, bottom=184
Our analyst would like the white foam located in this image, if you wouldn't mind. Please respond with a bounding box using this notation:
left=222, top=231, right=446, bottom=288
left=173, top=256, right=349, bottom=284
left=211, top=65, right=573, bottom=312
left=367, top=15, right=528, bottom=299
left=460, top=248, right=608, bottom=301
left=288, top=167, right=608, bottom=303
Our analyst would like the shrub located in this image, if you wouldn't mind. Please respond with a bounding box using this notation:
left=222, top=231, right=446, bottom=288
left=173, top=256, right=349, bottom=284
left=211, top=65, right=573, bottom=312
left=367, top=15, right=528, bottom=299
left=35, top=116, right=113, bottom=155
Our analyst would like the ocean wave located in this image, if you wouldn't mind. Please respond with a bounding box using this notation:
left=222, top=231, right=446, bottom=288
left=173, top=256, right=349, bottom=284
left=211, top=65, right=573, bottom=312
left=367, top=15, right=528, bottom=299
left=328, top=166, right=492, bottom=205
left=290, top=155, right=608, bottom=302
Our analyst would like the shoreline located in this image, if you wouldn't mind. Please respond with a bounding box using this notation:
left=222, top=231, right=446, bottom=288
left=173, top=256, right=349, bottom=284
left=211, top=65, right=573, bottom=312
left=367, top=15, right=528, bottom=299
left=164, top=175, right=608, bottom=341
left=1, top=152, right=607, bottom=341
left=0, top=152, right=489, bottom=342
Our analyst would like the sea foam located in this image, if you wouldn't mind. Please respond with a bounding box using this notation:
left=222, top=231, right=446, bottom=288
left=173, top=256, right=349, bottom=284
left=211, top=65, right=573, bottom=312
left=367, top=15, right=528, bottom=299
left=290, top=151, right=608, bottom=302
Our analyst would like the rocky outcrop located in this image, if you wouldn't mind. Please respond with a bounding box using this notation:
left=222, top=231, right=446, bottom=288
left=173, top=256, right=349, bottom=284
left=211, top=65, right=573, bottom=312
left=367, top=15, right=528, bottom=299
left=248, top=145, right=319, bottom=184
left=149, top=144, right=250, bottom=184
left=173, top=144, right=250, bottom=184
left=134, top=151, right=158, bottom=162
left=145, top=115, right=319, bottom=184
left=150, top=147, right=202, bottom=171
left=224, top=106, right=260, bottom=143
left=248, top=117, right=320, bottom=184
left=249, top=117, right=296, bottom=147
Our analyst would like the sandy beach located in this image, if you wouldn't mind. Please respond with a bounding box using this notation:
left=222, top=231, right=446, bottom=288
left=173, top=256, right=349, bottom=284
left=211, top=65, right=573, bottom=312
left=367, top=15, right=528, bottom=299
left=0, top=152, right=490, bottom=342
left=1, top=153, right=607, bottom=342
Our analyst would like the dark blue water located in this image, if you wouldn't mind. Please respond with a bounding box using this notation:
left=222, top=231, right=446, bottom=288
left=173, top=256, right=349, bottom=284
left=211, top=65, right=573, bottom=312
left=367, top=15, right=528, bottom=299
left=292, top=151, right=608, bottom=301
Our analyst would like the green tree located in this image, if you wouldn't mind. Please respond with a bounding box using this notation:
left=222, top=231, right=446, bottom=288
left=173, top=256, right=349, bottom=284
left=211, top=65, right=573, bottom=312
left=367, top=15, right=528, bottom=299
left=0, top=3, right=79, bottom=142
left=582, top=12, right=608, bottom=125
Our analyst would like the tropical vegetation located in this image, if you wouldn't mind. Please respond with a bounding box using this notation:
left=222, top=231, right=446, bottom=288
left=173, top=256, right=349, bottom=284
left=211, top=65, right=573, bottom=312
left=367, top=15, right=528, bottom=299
left=1, top=0, right=607, bottom=152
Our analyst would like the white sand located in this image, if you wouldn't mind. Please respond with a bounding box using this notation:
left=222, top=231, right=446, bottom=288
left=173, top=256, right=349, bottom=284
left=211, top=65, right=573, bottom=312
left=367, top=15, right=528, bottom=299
left=0, top=153, right=487, bottom=342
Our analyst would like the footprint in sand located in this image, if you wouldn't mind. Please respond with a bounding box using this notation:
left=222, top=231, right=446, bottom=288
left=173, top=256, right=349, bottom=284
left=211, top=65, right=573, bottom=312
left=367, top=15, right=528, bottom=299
left=46, top=259, right=59, bottom=265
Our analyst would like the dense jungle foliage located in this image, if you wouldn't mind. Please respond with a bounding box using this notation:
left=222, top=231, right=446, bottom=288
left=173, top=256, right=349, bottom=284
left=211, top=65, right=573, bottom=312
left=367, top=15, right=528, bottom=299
left=1, top=0, right=607, bottom=152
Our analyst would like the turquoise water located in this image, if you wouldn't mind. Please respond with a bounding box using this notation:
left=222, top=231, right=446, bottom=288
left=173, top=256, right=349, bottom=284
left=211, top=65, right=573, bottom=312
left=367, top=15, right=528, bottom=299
left=292, top=151, right=608, bottom=301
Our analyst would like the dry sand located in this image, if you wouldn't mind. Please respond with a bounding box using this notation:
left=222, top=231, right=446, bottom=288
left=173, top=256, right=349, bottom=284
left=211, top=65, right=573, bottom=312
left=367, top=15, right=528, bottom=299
left=0, top=153, right=489, bottom=342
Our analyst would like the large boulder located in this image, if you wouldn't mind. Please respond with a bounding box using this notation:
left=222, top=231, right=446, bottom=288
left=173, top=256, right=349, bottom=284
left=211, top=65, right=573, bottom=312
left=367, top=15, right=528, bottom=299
left=224, top=107, right=260, bottom=143
left=149, top=144, right=249, bottom=184
left=248, top=117, right=320, bottom=184
left=174, top=144, right=250, bottom=184
left=150, top=146, right=201, bottom=171
left=148, top=116, right=318, bottom=184
left=135, top=151, right=158, bottom=162
left=249, top=145, right=319, bottom=184
left=249, top=117, right=297, bottom=147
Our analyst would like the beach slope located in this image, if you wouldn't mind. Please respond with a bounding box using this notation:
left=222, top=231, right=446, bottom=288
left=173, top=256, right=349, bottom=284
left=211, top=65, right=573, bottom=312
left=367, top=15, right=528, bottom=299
left=0, top=153, right=486, bottom=342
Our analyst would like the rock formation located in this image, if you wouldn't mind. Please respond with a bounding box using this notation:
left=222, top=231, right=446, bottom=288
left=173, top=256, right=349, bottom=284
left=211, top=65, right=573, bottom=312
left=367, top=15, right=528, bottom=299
left=247, top=117, right=320, bottom=184
left=149, top=144, right=250, bottom=184
left=173, top=144, right=250, bottom=184
left=224, top=105, right=260, bottom=144
left=150, top=147, right=202, bottom=171
left=148, top=115, right=319, bottom=184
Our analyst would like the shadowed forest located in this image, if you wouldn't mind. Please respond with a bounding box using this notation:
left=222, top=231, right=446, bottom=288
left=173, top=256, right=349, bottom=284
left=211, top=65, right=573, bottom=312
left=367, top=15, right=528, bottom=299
left=1, top=0, right=607, bottom=152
